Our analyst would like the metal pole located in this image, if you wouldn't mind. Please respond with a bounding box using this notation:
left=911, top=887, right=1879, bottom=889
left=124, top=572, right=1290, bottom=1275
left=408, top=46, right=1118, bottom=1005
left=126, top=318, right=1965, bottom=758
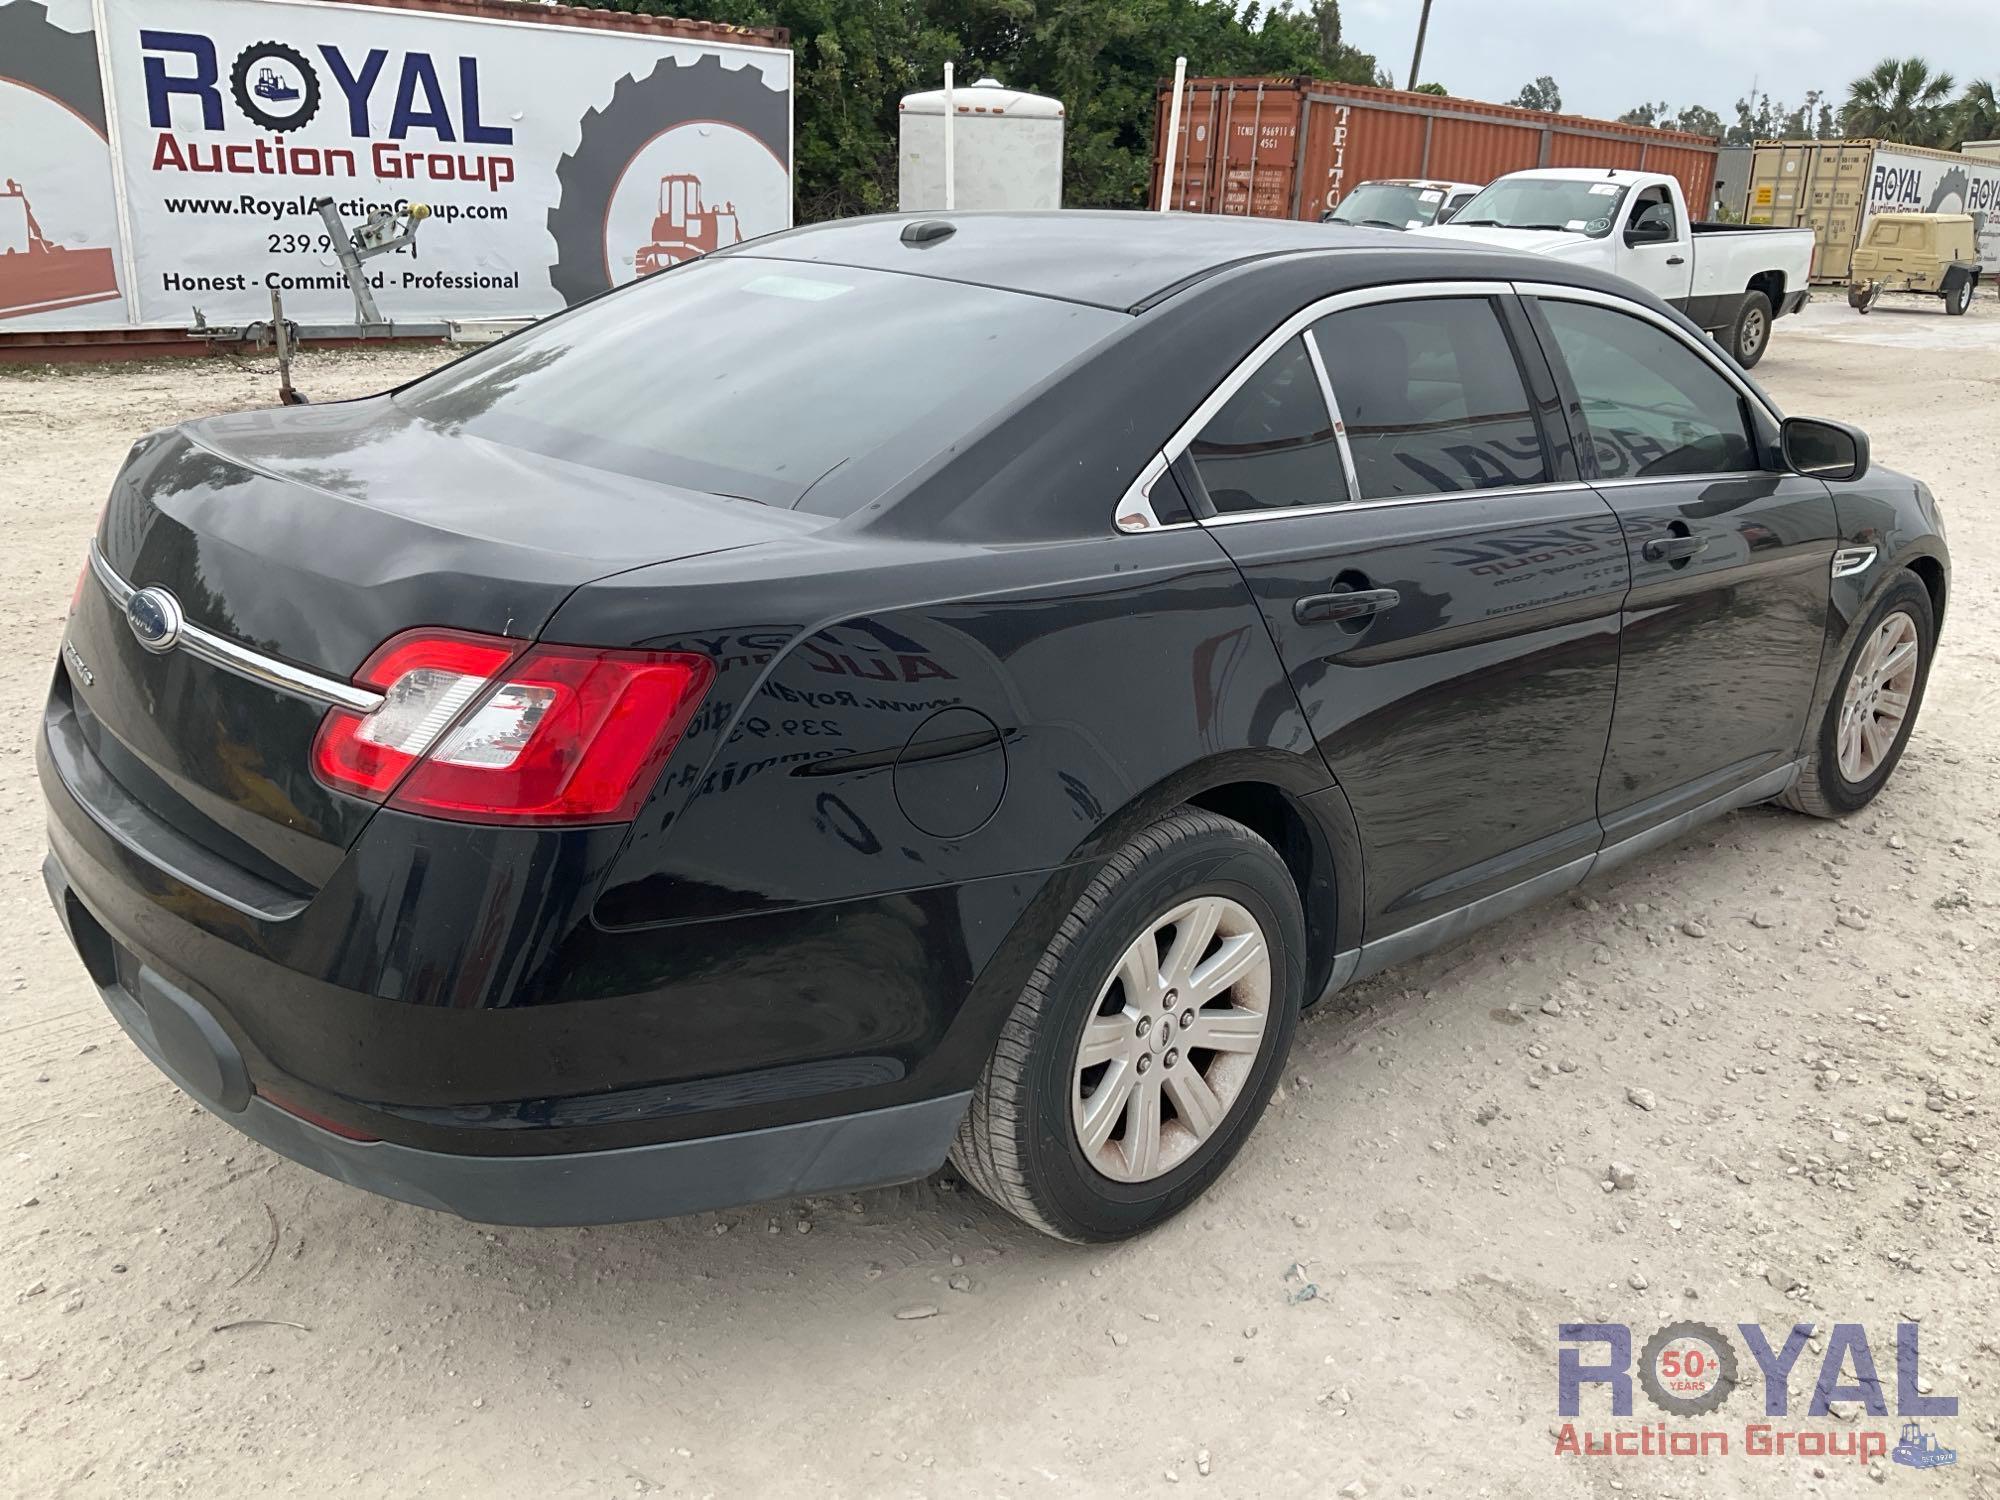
left=1160, top=56, right=1187, bottom=212
left=942, top=63, right=955, bottom=212
left=1408, top=0, right=1435, bottom=91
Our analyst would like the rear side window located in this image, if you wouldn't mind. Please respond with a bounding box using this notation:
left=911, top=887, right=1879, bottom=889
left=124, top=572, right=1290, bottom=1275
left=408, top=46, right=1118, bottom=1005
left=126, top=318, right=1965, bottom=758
left=1312, top=298, right=1550, bottom=499
left=1188, top=336, right=1349, bottom=515
left=1536, top=299, right=1759, bottom=478
left=395, top=259, right=1123, bottom=515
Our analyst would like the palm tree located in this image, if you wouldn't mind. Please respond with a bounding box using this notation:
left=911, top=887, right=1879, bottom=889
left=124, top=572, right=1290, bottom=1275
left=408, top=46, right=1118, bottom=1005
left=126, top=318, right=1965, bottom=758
left=1959, top=80, right=2000, bottom=146
left=1842, top=57, right=1957, bottom=146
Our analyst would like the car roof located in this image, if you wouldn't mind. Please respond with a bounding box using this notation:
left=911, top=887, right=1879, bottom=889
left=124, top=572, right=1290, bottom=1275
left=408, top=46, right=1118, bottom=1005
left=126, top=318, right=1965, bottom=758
left=728, top=210, right=1520, bottom=313
left=1503, top=167, right=1655, bottom=186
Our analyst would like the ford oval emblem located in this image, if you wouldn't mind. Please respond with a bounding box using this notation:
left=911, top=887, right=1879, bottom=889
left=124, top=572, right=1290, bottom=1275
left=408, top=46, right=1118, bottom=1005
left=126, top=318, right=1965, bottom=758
left=126, top=587, right=185, bottom=654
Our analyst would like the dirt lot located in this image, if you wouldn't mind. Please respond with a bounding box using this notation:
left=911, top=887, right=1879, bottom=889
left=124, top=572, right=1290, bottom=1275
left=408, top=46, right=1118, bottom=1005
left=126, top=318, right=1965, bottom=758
left=2, top=300, right=1996, bottom=1499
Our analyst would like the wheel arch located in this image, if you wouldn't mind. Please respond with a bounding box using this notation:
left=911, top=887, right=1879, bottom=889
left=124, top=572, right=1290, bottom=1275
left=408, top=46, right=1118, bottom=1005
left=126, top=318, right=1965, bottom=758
left=1058, top=751, right=1364, bottom=1010
left=1747, top=268, right=1787, bottom=306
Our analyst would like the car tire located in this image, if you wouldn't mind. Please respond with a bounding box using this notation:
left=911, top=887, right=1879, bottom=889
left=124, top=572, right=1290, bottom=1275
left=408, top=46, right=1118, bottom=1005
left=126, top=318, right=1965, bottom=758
left=951, top=809, right=1305, bottom=1243
left=1778, top=571, right=1935, bottom=819
left=1728, top=291, right=1773, bottom=367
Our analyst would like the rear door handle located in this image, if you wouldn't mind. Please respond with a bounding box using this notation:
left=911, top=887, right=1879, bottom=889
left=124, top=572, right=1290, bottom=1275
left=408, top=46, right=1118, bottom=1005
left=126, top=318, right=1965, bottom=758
left=1665, top=255, right=1687, bottom=265
left=1294, top=587, right=1400, bottom=625
left=1642, top=534, right=1707, bottom=563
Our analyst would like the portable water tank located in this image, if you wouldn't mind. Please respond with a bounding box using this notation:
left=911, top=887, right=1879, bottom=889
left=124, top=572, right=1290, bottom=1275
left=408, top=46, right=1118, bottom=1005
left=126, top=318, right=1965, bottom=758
left=898, top=77, right=1064, bottom=212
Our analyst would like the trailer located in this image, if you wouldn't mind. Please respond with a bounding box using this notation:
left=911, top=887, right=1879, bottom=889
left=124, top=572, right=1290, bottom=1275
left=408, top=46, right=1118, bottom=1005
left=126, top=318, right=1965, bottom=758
left=1744, top=138, right=2000, bottom=283
left=1149, top=77, right=1720, bottom=225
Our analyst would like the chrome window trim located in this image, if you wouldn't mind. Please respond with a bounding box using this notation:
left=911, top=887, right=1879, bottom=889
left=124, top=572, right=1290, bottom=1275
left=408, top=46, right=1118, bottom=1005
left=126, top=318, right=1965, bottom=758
left=1509, top=279, right=1783, bottom=427
left=88, top=543, right=385, bottom=715
left=1111, top=279, right=1522, bottom=532
left=1193, top=477, right=1601, bottom=527
left=1301, top=328, right=1363, bottom=502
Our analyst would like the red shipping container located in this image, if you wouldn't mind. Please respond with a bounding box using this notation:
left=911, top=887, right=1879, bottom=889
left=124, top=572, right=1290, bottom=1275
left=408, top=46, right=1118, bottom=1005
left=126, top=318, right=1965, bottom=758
left=1151, top=78, right=1719, bottom=223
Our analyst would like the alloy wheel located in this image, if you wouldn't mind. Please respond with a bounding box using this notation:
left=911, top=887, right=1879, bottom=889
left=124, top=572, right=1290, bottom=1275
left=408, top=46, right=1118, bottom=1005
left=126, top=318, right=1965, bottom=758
left=1070, top=895, right=1272, bottom=1183
left=1838, top=609, right=1920, bottom=783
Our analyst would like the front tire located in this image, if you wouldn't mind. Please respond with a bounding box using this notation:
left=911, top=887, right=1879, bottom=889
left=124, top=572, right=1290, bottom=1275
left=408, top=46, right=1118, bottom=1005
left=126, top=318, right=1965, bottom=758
left=951, top=810, right=1305, bottom=1242
left=1779, top=571, right=1935, bottom=819
left=1728, top=290, right=1773, bottom=367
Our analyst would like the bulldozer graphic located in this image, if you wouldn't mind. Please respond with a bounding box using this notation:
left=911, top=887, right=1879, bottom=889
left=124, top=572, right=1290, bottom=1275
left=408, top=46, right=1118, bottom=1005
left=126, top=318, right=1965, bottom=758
left=253, top=65, right=302, bottom=103
left=0, top=178, right=120, bottom=320
left=1891, top=1420, right=1957, bottom=1470
left=635, top=173, right=741, bottom=274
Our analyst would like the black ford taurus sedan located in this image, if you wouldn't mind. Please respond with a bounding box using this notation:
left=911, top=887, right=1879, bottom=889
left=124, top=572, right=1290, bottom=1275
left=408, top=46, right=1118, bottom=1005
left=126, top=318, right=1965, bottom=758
left=41, top=214, right=1948, bottom=1242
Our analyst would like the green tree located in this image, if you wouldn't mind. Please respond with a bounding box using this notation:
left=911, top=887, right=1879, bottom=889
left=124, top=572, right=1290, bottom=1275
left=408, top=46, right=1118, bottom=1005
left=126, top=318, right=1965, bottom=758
left=1512, top=75, right=1561, bottom=113
left=1958, top=79, right=2000, bottom=145
left=1842, top=56, right=1957, bottom=146
left=1411, top=81, right=1448, bottom=96
left=1675, top=104, right=1724, bottom=139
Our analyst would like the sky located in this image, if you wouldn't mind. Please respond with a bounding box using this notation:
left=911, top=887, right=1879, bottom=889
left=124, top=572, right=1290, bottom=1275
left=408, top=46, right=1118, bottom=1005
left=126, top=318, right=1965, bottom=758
left=1336, top=0, right=2000, bottom=124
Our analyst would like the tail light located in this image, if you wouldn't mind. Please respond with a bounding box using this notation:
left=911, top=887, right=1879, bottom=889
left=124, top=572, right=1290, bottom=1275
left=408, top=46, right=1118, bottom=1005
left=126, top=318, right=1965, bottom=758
left=311, top=627, right=714, bottom=826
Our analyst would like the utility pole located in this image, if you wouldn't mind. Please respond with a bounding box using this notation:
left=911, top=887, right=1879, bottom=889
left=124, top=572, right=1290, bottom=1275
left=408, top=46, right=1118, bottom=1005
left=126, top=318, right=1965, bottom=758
left=1408, top=0, right=1435, bottom=92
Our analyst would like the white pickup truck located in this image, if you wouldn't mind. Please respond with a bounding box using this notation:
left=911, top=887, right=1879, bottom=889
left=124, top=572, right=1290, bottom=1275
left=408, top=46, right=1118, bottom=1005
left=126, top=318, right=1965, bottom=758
left=1415, top=168, right=1815, bottom=368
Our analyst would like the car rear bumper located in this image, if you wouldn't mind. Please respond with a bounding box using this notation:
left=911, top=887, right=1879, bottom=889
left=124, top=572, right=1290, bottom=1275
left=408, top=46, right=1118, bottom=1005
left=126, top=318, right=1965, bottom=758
left=43, top=850, right=969, bottom=1226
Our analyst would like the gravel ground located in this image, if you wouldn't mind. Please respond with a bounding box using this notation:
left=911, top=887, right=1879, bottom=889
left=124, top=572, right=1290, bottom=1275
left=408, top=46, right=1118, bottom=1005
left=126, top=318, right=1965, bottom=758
left=1, top=301, right=1996, bottom=1499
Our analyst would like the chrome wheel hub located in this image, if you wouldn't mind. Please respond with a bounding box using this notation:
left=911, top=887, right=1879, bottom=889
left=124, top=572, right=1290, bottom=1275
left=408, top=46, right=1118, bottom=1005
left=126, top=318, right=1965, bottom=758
left=1838, top=610, right=1919, bottom=783
left=1070, top=895, right=1272, bottom=1183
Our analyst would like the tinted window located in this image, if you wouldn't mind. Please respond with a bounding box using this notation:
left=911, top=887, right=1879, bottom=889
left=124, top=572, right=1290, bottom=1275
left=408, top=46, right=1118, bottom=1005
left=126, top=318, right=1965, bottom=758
left=1188, top=336, right=1348, bottom=514
left=396, top=259, right=1123, bottom=514
left=1631, top=187, right=1677, bottom=235
left=1537, top=299, right=1759, bottom=479
left=1313, top=299, right=1550, bottom=498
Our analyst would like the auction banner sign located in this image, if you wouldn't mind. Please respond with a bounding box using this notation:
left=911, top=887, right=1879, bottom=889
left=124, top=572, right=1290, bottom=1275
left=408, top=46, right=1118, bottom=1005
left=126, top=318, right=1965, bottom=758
left=0, top=0, right=792, bottom=333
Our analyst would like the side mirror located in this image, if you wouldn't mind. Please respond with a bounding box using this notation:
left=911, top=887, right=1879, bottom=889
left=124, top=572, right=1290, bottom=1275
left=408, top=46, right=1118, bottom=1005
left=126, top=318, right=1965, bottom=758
left=1782, top=416, right=1870, bottom=482
left=1624, top=217, right=1674, bottom=246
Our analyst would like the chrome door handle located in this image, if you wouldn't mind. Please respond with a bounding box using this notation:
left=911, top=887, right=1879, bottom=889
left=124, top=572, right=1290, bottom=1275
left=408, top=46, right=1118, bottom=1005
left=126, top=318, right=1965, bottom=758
left=1294, top=587, right=1400, bottom=625
left=1642, top=534, right=1707, bottom=564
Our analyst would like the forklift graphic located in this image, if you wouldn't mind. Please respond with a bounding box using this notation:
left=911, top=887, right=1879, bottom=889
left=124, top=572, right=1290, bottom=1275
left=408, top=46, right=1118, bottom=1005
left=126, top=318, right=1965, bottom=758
left=1891, top=1420, right=1957, bottom=1469
left=254, top=66, right=301, bottom=103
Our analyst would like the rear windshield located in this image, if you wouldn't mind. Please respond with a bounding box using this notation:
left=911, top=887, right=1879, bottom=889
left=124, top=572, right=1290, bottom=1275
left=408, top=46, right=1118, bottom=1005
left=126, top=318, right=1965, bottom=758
left=395, top=258, right=1124, bottom=513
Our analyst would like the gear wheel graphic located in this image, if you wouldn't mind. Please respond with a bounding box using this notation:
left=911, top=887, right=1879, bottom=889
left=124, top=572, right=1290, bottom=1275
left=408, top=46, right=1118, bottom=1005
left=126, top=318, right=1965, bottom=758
left=547, top=51, right=789, bottom=307
left=1639, top=1320, right=1740, bottom=1417
left=229, top=42, right=321, bottom=134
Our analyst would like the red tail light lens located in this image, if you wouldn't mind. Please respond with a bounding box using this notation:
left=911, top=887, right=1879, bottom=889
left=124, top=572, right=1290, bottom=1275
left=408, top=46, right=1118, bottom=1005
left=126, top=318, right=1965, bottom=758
left=311, top=628, right=713, bottom=826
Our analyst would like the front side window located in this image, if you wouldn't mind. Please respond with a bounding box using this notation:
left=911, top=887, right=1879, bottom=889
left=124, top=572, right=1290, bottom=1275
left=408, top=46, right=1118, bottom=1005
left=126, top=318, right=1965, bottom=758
left=1536, top=299, right=1759, bottom=479
left=1312, top=298, right=1550, bottom=499
left=1630, top=187, right=1677, bottom=237
left=1188, top=336, right=1348, bottom=515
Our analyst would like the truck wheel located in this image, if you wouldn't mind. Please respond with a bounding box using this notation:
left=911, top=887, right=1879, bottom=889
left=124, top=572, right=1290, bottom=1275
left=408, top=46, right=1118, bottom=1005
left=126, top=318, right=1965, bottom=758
left=1727, top=291, right=1772, bottom=367
left=1945, top=278, right=1973, bottom=316
left=950, top=810, right=1304, bottom=1242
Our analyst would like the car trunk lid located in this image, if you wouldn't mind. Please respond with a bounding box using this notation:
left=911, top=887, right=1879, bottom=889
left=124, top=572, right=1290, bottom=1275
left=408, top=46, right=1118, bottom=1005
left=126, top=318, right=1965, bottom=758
left=66, top=398, right=817, bottom=892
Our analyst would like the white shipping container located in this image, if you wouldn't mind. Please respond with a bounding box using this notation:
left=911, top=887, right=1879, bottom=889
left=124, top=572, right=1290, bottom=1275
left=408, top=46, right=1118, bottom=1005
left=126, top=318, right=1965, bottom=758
left=899, top=78, right=1063, bottom=213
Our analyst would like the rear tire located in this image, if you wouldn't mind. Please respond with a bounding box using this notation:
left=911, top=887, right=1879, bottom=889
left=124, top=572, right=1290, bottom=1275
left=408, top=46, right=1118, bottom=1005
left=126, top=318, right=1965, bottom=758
left=1945, top=277, right=1974, bottom=316
left=1728, top=291, right=1773, bottom=367
left=1778, top=571, right=1935, bottom=819
left=951, top=810, right=1305, bottom=1242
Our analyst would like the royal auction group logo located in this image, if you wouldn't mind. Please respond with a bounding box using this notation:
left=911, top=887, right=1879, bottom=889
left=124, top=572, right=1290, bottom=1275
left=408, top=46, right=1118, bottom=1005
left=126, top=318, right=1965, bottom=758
left=1556, top=1320, right=1959, bottom=1470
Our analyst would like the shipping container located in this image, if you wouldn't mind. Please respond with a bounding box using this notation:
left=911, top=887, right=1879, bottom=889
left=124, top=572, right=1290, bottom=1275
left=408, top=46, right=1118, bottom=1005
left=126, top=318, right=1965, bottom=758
left=1149, top=78, right=1719, bottom=225
left=1745, top=138, right=2000, bottom=281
